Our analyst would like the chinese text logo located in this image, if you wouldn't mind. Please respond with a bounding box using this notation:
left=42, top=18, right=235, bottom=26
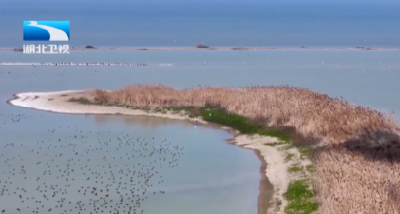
left=23, top=44, right=70, bottom=54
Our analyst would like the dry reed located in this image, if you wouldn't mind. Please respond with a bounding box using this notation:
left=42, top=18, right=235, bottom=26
left=93, top=85, right=398, bottom=144
left=315, top=146, right=400, bottom=214
left=92, top=85, right=400, bottom=213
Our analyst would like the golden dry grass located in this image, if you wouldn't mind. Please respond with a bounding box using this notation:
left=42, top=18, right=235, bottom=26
left=93, top=85, right=398, bottom=144
left=315, top=145, right=400, bottom=214
left=92, top=85, right=400, bottom=213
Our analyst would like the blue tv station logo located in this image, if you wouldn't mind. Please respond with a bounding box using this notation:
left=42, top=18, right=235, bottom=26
left=23, top=21, right=70, bottom=41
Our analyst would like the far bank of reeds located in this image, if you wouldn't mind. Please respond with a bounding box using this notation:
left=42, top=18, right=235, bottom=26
left=88, top=85, right=400, bottom=214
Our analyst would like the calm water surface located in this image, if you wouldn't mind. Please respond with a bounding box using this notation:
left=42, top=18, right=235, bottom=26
left=0, top=50, right=399, bottom=214
left=1, top=1, right=400, bottom=47
left=0, top=97, right=260, bottom=214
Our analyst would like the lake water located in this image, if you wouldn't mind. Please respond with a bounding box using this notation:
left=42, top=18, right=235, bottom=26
left=0, top=49, right=400, bottom=214
left=1, top=1, right=400, bottom=48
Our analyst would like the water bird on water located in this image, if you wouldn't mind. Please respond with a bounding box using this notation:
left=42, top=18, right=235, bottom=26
left=0, top=116, right=185, bottom=213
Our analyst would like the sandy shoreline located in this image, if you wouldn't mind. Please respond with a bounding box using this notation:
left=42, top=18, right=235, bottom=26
left=3, top=46, right=400, bottom=51
left=8, top=90, right=296, bottom=214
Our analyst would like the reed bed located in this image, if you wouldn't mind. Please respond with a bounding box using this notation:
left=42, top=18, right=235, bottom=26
left=92, top=85, right=400, bottom=213
left=315, top=146, right=400, bottom=214
left=93, top=85, right=398, bottom=144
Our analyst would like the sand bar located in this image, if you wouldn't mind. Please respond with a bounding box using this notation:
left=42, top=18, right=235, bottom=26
left=3, top=46, right=400, bottom=51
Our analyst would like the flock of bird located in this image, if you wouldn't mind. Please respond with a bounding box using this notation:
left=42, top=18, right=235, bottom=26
left=0, top=112, right=185, bottom=214
left=0, top=113, right=32, bottom=124
left=0, top=69, right=103, bottom=81
left=0, top=62, right=212, bottom=67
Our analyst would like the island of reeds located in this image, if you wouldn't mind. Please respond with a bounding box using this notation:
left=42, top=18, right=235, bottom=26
left=66, top=85, right=400, bottom=214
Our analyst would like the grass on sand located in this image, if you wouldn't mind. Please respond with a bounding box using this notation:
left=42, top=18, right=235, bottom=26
left=284, top=180, right=318, bottom=214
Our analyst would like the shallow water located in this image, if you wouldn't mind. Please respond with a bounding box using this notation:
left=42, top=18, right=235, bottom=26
left=0, top=105, right=260, bottom=214
left=0, top=49, right=400, bottom=214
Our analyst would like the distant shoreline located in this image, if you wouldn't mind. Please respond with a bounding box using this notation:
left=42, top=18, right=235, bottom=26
left=3, top=46, right=400, bottom=51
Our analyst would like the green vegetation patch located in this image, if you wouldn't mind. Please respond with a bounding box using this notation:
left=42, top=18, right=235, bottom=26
left=264, top=142, right=288, bottom=146
left=306, top=164, right=315, bottom=172
left=68, top=97, right=91, bottom=105
left=200, top=108, right=290, bottom=141
left=289, top=165, right=303, bottom=173
left=284, top=153, right=295, bottom=162
left=164, top=106, right=190, bottom=112
left=152, top=107, right=163, bottom=113
left=67, top=100, right=290, bottom=143
left=297, top=146, right=316, bottom=159
left=284, top=180, right=318, bottom=214
left=282, top=144, right=295, bottom=150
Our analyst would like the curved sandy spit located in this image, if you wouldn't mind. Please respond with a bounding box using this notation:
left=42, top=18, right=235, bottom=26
left=8, top=90, right=292, bottom=214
